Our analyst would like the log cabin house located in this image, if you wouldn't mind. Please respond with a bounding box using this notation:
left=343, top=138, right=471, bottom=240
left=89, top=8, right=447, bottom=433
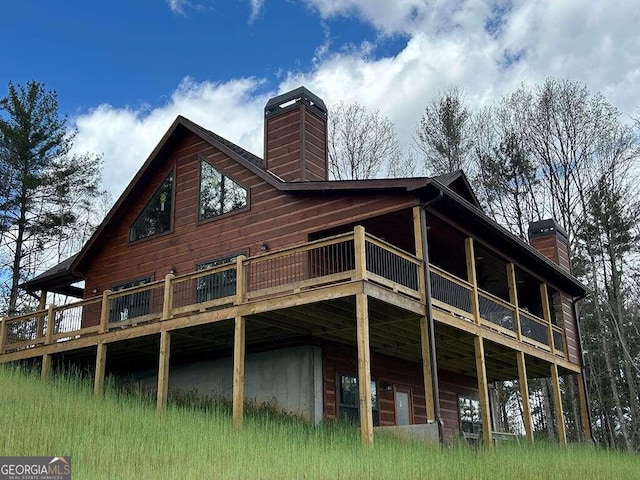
left=0, top=87, right=591, bottom=446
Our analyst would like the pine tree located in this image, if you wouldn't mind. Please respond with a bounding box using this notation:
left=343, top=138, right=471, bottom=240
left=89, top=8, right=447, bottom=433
left=0, top=81, right=102, bottom=315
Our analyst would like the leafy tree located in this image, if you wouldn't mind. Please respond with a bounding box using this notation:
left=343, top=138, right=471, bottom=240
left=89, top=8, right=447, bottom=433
left=414, top=85, right=472, bottom=175
left=0, top=81, right=102, bottom=315
left=328, top=101, right=401, bottom=180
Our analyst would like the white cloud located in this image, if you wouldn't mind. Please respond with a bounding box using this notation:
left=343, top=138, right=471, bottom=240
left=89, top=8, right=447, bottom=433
left=73, top=78, right=269, bottom=199
left=77, top=0, right=640, bottom=200
left=249, top=0, right=265, bottom=23
left=166, top=0, right=213, bottom=16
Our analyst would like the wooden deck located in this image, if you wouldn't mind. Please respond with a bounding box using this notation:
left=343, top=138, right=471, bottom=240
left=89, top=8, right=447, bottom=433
left=0, top=227, right=576, bottom=374
left=0, top=225, right=589, bottom=447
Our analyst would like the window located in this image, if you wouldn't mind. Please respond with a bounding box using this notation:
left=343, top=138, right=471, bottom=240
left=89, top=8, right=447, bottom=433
left=109, top=277, right=152, bottom=322
left=458, top=396, right=482, bottom=434
left=195, top=254, right=241, bottom=302
left=338, top=374, right=379, bottom=426
left=130, top=172, right=174, bottom=242
left=199, top=158, right=248, bottom=221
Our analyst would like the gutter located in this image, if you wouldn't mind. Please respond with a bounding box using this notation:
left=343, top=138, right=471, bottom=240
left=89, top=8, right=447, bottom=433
left=420, top=189, right=445, bottom=444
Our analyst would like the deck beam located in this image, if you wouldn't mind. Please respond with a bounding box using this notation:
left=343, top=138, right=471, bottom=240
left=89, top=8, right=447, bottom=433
left=474, top=336, right=492, bottom=447
left=356, top=292, right=374, bottom=446
left=419, top=317, right=435, bottom=421
left=157, top=330, right=171, bottom=411
left=550, top=363, right=567, bottom=446
left=232, top=316, right=246, bottom=429
left=577, top=372, right=592, bottom=441
left=94, top=342, right=107, bottom=397
left=41, top=353, right=52, bottom=381
left=516, top=351, right=534, bottom=443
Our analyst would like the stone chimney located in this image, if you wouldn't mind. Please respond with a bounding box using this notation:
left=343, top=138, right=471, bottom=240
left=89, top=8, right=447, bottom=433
left=528, top=219, right=571, bottom=272
left=264, top=87, right=328, bottom=182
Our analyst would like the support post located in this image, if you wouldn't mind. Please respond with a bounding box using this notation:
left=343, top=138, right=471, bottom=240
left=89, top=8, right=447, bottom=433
left=356, top=292, right=374, bottom=446
left=516, top=351, right=534, bottom=443
left=41, top=354, right=52, bottom=381
left=419, top=316, right=435, bottom=421
left=354, top=226, right=367, bottom=281
left=45, top=304, right=56, bottom=345
left=550, top=363, right=567, bottom=446
left=0, top=317, right=7, bottom=355
left=540, top=284, right=555, bottom=350
left=412, top=206, right=426, bottom=303
left=507, top=264, right=522, bottom=340
left=474, top=336, right=492, bottom=447
left=94, top=342, right=107, bottom=397
left=232, top=316, right=246, bottom=429
left=36, top=291, right=47, bottom=340
left=576, top=372, right=593, bottom=441
left=99, top=290, right=111, bottom=334
left=465, top=238, right=481, bottom=324
left=235, top=255, right=246, bottom=305
left=162, top=273, right=175, bottom=321
left=157, top=330, right=171, bottom=411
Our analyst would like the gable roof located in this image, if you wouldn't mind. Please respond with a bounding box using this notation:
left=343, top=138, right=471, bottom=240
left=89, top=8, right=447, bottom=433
left=22, top=115, right=586, bottom=299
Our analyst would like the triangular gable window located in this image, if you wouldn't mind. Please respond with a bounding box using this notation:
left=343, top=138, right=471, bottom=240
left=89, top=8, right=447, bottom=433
left=199, top=158, right=248, bottom=221
left=129, top=171, right=174, bottom=242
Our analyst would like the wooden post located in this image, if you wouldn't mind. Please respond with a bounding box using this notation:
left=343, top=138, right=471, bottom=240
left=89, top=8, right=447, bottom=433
left=99, top=290, right=112, bottom=334
left=412, top=206, right=426, bottom=303
left=157, top=330, right=171, bottom=411
left=45, top=304, right=56, bottom=345
left=162, top=274, right=175, bottom=321
left=235, top=255, right=246, bottom=305
left=356, top=292, right=374, bottom=446
left=0, top=317, right=7, bottom=355
left=94, top=343, right=107, bottom=397
left=36, top=291, right=47, bottom=340
left=354, top=226, right=367, bottom=281
left=550, top=363, right=567, bottom=446
left=540, top=284, right=554, bottom=350
left=474, top=336, right=492, bottom=447
left=41, top=354, right=52, bottom=381
left=576, top=372, right=593, bottom=441
left=465, top=238, right=481, bottom=324
left=516, top=351, right=534, bottom=443
left=232, top=316, right=246, bottom=429
left=419, top=316, right=435, bottom=421
left=507, top=264, right=522, bottom=340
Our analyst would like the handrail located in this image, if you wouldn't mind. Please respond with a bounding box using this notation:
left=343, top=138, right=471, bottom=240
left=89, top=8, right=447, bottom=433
left=428, top=264, right=474, bottom=290
left=365, top=234, right=421, bottom=265
left=245, top=231, right=355, bottom=265
left=1, top=226, right=568, bottom=360
left=477, top=289, right=515, bottom=312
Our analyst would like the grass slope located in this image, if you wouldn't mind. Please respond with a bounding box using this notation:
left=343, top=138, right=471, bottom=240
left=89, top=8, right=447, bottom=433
left=1, top=366, right=638, bottom=479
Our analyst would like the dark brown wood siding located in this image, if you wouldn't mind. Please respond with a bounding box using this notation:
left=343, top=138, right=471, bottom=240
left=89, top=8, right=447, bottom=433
left=320, top=340, right=478, bottom=442
left=82, top=130, right=415, bottom=311
left=529, top=235, right=571, bottom=272
left=265, top=104, right=327, bottom=182
left=558, top=293, right=581, bottom=364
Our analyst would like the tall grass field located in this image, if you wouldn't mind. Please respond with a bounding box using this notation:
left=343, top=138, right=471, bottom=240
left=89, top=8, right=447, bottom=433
left=0, top=365, right=638, bottom=479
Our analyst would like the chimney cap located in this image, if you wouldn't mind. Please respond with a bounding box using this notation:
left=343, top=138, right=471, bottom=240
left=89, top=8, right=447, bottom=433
left=528, top=218, right=568, bottom=243
left=265, top=86, right=327, bottom=116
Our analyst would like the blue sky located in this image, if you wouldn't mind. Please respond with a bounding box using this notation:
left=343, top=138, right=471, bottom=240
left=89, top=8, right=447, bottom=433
left=3, top=1, right=640, bottom=198
left=4, top=1, right=400, bottom=115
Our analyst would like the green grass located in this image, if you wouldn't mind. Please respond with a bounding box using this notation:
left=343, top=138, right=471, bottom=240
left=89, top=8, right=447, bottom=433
left=1, top=365, right=638, bottom=479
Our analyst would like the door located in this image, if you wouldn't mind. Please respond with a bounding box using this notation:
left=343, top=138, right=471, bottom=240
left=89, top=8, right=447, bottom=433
left=394, top=387, right=413, bottom=425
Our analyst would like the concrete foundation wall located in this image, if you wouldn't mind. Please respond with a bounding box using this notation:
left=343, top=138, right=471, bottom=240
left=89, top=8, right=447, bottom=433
left=137, top=345, right=324, bottom=423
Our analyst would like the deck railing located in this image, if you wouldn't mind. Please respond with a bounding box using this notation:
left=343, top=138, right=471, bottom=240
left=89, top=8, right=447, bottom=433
left=0, top=227, right=423, bottom=356
left=429, top=265, right=566, bottom=357
left=0, top=228, right=565, bottom=358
